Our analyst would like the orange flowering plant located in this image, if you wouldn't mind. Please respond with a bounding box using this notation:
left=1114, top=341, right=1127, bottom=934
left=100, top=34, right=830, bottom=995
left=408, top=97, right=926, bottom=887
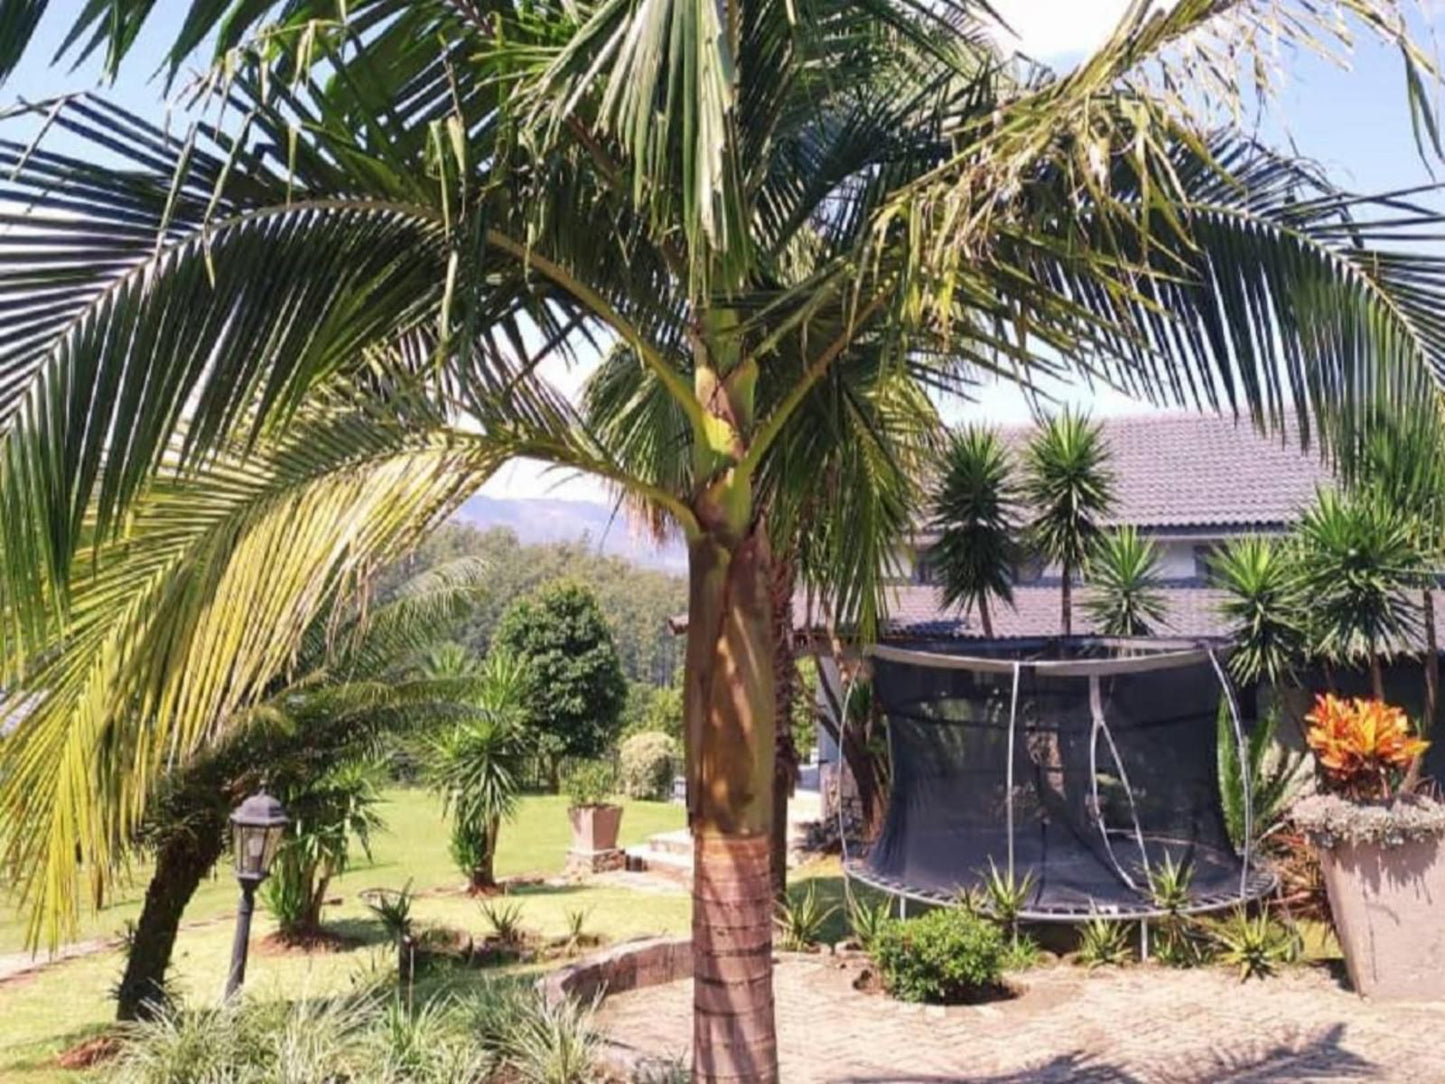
left=1303, top=694, right=1429, bottom=802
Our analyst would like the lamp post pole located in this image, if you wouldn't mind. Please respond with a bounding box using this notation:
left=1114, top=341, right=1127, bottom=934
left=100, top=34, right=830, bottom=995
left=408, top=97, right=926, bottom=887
left=225, top=880, right=259, bottom=1000
left=224, top=789, right=288, bottom=1001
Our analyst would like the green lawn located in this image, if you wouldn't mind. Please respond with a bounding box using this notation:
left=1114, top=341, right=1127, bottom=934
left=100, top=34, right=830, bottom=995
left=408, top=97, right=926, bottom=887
left=0, top=789, right=687, bottom=1082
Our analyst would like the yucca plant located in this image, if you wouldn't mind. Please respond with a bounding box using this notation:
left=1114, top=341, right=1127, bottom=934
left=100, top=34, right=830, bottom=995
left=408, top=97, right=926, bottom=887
left=1083, top=527, right=1168, bottom=638
left=1210, top=536, right=1309, bottom=690
left=1145, top=853, right=1212, bottom=967
left=1075, top=915, right=1133, bottom=969
left=1217, top=705, right=1308, bottom=851
left=774, top=882, right=838, bottom=952
left=1210, top=907, right=1299, bottom=981
left=930, top=427, right=1019, bottom=638
left=1021, top=411, right=1116, bottom=638
left=6, top=1, right=1445, bottom=1077
left=1294, top=490, right=1426, bottom=699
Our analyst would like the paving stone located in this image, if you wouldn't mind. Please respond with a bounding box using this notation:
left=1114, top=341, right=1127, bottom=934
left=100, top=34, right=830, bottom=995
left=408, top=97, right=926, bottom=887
left=595, top=956, right=1445, bottom=1083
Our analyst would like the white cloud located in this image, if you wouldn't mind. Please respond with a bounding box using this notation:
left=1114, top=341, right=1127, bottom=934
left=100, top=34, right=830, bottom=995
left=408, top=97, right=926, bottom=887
left=988, top=1, right=1153, bottom=62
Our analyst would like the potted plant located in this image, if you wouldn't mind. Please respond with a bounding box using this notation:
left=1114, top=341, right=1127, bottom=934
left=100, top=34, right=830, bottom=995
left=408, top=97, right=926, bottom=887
left=1292, top=693, right=1445, bottom=1000
left=564, top=760, right=623, bottom=855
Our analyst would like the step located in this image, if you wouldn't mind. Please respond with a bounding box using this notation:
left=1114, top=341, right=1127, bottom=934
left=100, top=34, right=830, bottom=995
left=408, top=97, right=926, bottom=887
left=646, top=829, right=693, bottom=857
left=624, top=844, right=693, bottom=885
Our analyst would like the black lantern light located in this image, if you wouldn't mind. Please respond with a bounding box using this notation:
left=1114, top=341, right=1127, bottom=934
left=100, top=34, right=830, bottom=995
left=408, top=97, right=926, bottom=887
left=225, top=788, right=288, bottom=999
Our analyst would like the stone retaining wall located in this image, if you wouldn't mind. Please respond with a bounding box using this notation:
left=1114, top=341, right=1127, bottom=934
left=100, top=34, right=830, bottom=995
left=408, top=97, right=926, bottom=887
left=540, top=937, right=692, bottom=1007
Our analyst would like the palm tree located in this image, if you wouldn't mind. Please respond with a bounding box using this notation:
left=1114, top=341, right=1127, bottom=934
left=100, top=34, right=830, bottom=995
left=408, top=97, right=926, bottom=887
left=1082, top=527, right=1167, bottom=637
left=419, top=642, right=484, bottom=681
left=4, top=5, right=1445, bottom=1079
left=1295, top=489, right=1425, bottom=699
left=1021, top=411, right=1116, bottom=638
left=1210, top=536, right=1309, bottom=691
left=930, top=427, right=1018, bottom=638
left=426, top=651, right=531, bottom=892
left=115, top=558, right=489, bottom=1019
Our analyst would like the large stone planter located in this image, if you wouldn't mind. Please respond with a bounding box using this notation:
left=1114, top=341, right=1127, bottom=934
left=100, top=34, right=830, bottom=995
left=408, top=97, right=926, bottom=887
left=566, top=803, right=625, bottom=875
left=1318, top=834, right=1445, bottom=1001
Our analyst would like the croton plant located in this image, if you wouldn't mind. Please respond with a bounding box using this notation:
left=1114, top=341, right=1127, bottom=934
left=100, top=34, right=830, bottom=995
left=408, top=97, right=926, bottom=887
left=1303, top=694, right=1429, bottom=802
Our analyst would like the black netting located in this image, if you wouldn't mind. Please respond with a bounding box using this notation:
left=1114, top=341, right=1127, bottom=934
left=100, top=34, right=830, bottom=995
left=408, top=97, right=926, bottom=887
left=856, top=639, right=1269, bottom=916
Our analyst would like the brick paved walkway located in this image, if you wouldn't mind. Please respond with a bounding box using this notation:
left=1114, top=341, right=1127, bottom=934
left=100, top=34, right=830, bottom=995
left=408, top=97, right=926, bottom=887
left=596, top=955, right=1445, bottom=1082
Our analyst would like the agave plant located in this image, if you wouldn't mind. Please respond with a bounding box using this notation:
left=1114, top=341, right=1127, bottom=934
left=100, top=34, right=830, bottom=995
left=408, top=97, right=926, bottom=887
left=1083, top=527, right=1168, bottom=638
left=774, top=882, right=839, bottom=952
left=1075, top=915, right=1133, bottom=969
left=1209, top=907, right=1299, bottom=981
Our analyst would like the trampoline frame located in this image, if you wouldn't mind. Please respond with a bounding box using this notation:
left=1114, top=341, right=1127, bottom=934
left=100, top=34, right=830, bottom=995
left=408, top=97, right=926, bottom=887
left=836, top=637, right=1277, bottom=922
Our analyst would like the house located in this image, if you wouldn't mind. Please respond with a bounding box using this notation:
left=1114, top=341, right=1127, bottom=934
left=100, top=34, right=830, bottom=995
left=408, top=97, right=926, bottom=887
left=877, top=412, right=1332, bottom=641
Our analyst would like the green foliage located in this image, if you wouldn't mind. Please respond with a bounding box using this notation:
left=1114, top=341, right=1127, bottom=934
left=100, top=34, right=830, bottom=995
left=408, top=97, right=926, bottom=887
left=930, top=427, right=1018, bottom=635
left=562, top=760, right=616, bottom=808
left=1083, top=526, right=1167, bottom=637
left=465, top=980, right=600, bottom=1084
left=563, top=907, right=592, bottom=948
left=1210, top=908, right=1299, bottom=980
left=620, top=682, right=684, bottom=741
left=1145, top=855, right=1213, bottom=968
left=618, top=732, right=679, bottom=801
left=261, top=760, right=385, bottom=939
left=980, top=859, right=1036, bottom=934
left=1217, top=705, right=1308, bottom=850
left=480, top=899, right=527, bottom=945
left=1021, top=410, right=1115, bottom=634
left=1210, top=536, right=1308, bottom=686
left=417, top=641, right=483, bottom=680
left=774, top=882, right=838, bottom=952
left=1076, top=916, right=1133, bottom=969
left=1294, top=489, right=1425, bottom=669
left=1146, top=853, right=1194, bottom=915
left=846, top=893, right=895, bottom=952
left=999, top=933, right=1042, bottom=972
left=871, top=907, right=1005, bottom=1005
left=496, top=581, right=629, bottom=771
left=362, top=883, right=416, bottom=945
left=427, top=651, right=531, bottom=887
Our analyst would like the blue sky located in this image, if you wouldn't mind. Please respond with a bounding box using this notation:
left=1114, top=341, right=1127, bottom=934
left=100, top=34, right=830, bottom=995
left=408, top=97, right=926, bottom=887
left=6, top=0, right=1444, bottom=500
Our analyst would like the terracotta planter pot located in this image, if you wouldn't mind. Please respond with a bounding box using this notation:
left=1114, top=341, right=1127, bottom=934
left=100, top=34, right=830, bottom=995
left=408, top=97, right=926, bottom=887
left=569, top=803, right=623, bottom=853
left=1318, top=832, right=1445, bottom=1001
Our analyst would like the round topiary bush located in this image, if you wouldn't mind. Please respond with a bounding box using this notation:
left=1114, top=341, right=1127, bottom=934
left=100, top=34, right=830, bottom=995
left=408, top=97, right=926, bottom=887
left=871, top=906, right=1005, bottom=1004
left=618, top=731, right=678, bottom=801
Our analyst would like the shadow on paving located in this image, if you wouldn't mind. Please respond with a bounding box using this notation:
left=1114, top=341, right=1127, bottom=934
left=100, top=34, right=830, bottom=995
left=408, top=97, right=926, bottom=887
left=836, top=1023, right=1378, bottom=1084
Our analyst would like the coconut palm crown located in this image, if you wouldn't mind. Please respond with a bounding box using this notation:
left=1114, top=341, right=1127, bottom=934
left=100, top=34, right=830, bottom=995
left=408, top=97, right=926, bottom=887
left=3, top=2, right=1445, bottom=1080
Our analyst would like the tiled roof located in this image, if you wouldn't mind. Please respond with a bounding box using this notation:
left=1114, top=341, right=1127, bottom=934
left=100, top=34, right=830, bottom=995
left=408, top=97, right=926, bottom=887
left=874, top=584, right=1231, bottom=641
left=996, top=412, right=1332, bottom=531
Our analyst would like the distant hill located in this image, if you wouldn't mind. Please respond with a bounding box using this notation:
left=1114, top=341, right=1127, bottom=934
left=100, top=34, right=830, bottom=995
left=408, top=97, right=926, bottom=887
left=452, top=495, right=686, bottom=572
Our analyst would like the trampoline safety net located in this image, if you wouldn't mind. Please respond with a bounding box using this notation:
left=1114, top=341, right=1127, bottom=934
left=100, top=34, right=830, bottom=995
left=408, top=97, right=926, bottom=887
left=854, top=640, right=1273, bottom=918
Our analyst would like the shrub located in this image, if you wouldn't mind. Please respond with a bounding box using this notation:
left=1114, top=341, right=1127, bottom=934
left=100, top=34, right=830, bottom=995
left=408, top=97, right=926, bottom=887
left=1304, top=693, right=1428, bottom=801
left=870, top=906, right=1004, bottom=1004
left=618, top=731, right=678, bottom=800
left=563, top=760, right=616, bottom=807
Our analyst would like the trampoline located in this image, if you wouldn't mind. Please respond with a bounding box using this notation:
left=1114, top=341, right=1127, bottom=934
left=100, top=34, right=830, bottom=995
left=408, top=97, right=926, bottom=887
left=839, top=638, right=1275, bottom=920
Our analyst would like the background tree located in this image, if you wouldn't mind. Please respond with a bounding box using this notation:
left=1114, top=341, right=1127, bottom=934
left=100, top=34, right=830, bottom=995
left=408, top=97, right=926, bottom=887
left=427, top=651, right=531, bottom=892
left=1083, top=527, right=1167, bottom=637
left=1022, top=411, right=1116, bottom=637
left=930, top=428, right=1018, bottom=638
left=4, top=4, right=1445, bottom=1080
left=495, top=582, right=627, bottom=788
left=1210, top=535, right=1309, bottom=724
left=1295, top=490, right=1424, bottom=699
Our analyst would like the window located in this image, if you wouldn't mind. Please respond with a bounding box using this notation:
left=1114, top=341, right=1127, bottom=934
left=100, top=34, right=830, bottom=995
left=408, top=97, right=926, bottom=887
left=1193, top=543, right=1221, bottom=583
left=1013, top=555, right=1045, bottom=585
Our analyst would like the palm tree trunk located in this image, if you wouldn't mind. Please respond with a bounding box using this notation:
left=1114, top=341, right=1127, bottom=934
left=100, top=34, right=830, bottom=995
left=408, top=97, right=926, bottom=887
left=471, top=819, right=499, bottom=892
left=978, top=594, right=994, bottom=639
left=769, top=558, right=799, bottom=905
left=685, top=526, right=778, bottom=1084
left=116, top=820, right=226, bottom=1021
left=1061, top=560, right=1073, bottom=638
left=1405, top=587, right=1438, bottom=791
left=1370, top=656, right=1386, bottom=701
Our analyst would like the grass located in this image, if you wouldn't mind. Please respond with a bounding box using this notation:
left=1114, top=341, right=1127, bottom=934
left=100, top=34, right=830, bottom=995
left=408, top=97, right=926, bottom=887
left=0, top=789, right=686, bottom=1082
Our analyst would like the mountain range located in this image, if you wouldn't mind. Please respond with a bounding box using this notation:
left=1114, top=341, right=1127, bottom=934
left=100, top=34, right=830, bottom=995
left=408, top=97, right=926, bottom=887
left=452, top=495, right=687, bottom=573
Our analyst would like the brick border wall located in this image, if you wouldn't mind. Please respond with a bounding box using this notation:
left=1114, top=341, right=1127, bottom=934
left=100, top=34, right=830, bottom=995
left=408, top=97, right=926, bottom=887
left=540, top=936, right=692, bottom=1007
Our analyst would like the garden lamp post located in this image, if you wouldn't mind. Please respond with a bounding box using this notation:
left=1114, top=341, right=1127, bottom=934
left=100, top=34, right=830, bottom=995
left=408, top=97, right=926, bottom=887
left=224, top=789, right=288, bottom=999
